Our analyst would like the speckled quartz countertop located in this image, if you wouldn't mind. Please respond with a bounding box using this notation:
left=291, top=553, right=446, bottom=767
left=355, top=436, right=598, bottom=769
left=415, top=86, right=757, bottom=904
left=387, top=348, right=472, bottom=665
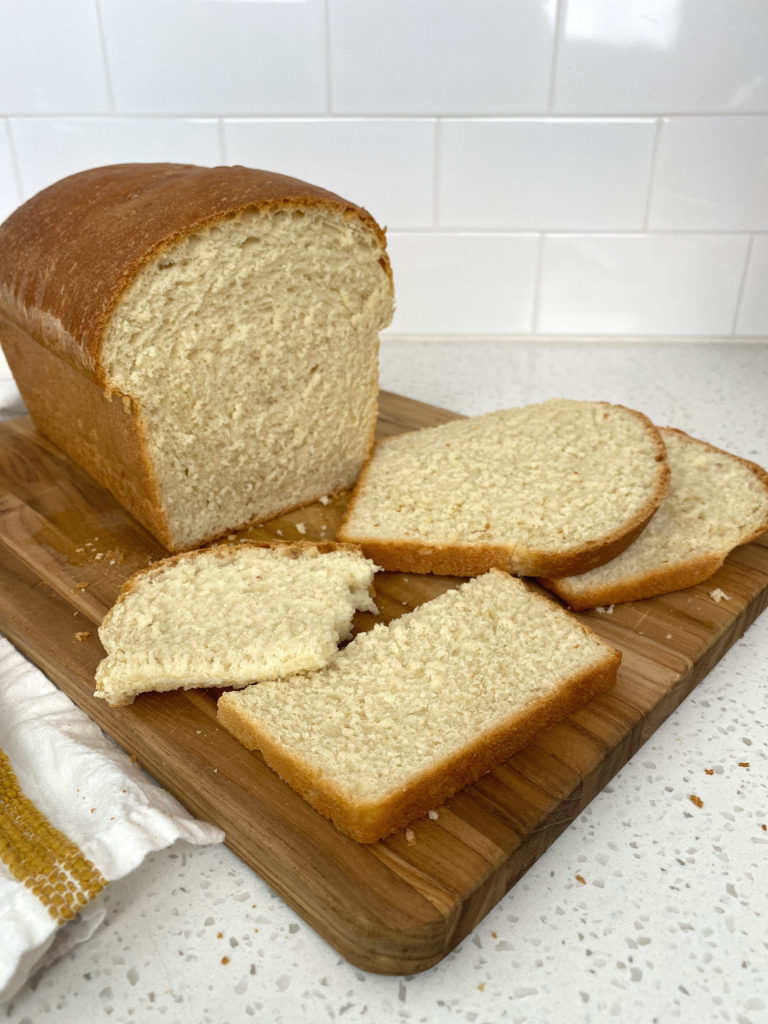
left=3, top=339, right=768, bottom=1024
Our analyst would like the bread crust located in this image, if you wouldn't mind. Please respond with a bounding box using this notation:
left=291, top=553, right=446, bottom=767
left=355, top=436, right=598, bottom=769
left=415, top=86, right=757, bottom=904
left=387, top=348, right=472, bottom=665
left=540, top=427, right=768, bottom=610
left=0, top=163, right=391, bottom=551
left=338, top=401, right=670, bottom=579
left=217, top=644, right=621, bottom=844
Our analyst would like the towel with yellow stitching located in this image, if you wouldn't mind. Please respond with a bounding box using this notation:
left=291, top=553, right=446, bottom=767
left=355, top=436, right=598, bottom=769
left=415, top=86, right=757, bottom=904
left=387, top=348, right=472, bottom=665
left=0, top=638, right=224, bottom=1003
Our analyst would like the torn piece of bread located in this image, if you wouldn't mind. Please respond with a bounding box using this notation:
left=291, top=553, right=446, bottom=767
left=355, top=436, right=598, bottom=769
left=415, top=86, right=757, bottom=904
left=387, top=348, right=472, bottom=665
left=95, top=541, right=378, bottom=707
left=337, top=398, right=670, bottom=578
left=0, top=163, right=394, bottom=551
left=540, top=428, right=768, bottom=610
left=217, top=571, right=621, bottom=843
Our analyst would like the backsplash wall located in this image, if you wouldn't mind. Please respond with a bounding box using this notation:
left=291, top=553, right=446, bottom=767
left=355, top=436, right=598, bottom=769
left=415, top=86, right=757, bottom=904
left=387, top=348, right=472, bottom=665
left=1, top=0, right=767, bottom=340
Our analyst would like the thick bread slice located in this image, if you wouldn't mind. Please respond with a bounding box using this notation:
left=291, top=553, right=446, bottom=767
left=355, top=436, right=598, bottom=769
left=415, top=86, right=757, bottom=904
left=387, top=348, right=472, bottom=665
left=337, top=399, right=670, bottom=578
left=540, top=428, right=768, bottom=610
left=0, top=163, right=394, bottom=551
left=217, top=571, right=621, bottom=844
left=95, top=541, right=378, bottom=708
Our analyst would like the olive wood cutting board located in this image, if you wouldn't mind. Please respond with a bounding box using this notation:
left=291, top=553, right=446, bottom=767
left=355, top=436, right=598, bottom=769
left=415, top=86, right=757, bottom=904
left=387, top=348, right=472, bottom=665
left=1, top=391, right=767, bottom=975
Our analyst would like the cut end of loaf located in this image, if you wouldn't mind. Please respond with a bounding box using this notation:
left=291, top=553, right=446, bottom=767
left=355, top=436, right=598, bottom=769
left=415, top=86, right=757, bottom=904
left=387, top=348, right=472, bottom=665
left=99, top=202, right=392, bottom=551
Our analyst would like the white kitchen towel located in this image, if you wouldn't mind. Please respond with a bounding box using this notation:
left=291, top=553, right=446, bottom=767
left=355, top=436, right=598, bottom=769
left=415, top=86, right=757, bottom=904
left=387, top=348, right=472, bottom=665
left=0, top=638, right=225, bottom=1003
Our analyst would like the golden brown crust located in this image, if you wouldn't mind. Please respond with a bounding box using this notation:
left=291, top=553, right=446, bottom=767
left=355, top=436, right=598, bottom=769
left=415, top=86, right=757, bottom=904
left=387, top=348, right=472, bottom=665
left=0, top=312, right=172, bottom=546
left=0, top=162, right=391, bottom=382
left=540, top=427, right=768, bottom=610
left=216, top=640, right=621, bottom=845
left=540, top=552, right=726, bottom=610
left=338, top=402, right=670, bottom=579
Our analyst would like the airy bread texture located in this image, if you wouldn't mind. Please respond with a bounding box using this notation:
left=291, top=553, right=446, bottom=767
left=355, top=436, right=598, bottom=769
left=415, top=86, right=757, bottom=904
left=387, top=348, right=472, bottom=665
left=0, top=163, right=393, bottom=551
left=541, top=428, right=768, bottom=610
left=95, top=541, right=378, bottom=708
left=217, top=571, right=621, bottom=843
left=338, top=399, right=670, bottom=578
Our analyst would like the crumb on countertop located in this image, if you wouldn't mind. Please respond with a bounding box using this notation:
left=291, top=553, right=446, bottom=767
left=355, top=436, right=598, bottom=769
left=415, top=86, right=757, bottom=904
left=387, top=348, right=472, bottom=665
left=74, top=631, right=90, bottom=643
left=689, top=794, right=704, bottom=808
left=709, top=588, right=731, bottom=603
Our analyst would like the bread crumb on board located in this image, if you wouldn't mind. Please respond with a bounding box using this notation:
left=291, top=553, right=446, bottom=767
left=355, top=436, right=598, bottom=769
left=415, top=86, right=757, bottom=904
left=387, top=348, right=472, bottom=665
left=709, top=588, right=731, bottom=603
left=295, top=522, right=307, bottom=535
left=595, top=605, right=614, bottom=614
left=74, top=631, right=91, bottom=643
left=405, top=828, right=416, bottom=845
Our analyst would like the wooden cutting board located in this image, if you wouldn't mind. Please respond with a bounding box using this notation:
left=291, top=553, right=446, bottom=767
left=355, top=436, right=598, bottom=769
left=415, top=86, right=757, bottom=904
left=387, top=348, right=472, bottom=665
left=1, top=392, right=767, bottom=975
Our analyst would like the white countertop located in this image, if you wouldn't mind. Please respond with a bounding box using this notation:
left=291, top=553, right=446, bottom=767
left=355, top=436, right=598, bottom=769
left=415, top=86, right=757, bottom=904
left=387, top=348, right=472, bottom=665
left=3, top=339, right=768, bottom=1024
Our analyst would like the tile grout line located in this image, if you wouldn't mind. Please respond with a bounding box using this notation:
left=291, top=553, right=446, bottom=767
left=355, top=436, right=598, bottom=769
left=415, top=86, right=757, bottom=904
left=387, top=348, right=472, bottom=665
left=93, top=0, right=116, bottom=114
left=3, top=119, right=25, bottom=203
left=642, top=117, right=664, bottom=231
left=530, top=234, right=547, bottom=333
left=730, top=234, right=755, bottom=337
left=546, top=0, right=566, bottom=113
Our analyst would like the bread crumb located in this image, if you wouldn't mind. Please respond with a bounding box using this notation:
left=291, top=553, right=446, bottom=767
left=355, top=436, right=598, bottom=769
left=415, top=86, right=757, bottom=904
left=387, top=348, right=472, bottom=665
left=217, top=931, right=223, bottom=939
left=575, top=874, right=586, bottom=885
left=94, top=552, right=104, bottom=560
left=275, top=529, right=283, bottom=536
left=221, top=956, right=230, bottom=965
left=295, top=522, right=307, bottom=535
left=738, top=761, right=750, bottom=768
left=318, top=495, right=331, bottom=506
left=689, top=794, right=703, bottom=808
left=75, top=581, right=89, bottom=590
left=74, top=631, right=90, bottom=643
left=709, top=588, right=730, bottom=603
left=595, top=605, right=614, bottom=614
left=427, top=809, right=439, bottom=820
left=704, top=768, right=714, bottom=775
left=405, top=828, right=416, bottom=845
left=665, top=633, right=672, bottom=639
left=761, top=824, right=767, bottom=832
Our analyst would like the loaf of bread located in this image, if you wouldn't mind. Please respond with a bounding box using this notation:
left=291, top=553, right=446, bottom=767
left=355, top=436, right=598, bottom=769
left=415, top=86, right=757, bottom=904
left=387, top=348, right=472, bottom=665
left=337, top=399, right=670, bottom=578
left=217, top=570, right=621, bottom=843
left=95, top=540, right=378, bottom=707
left=541, top=427, right=768, bottom=610
left=0, top=163, right=394, bottom=551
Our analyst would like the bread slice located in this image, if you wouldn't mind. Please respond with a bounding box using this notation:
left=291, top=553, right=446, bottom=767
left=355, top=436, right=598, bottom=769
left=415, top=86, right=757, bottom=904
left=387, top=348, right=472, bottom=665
left=540, top=428, right=768, bottom=610
left=0, top=163, right=393, bottom=551
left=95, top=541, right=378, bottom=708
left=337, top=398, right=670, bottom=578
left=217, top=571, right=621, bottom=843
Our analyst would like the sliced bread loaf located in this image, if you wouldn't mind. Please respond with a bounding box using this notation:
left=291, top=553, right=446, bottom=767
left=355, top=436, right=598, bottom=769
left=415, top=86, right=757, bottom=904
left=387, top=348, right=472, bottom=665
left=95, top=541, right=378, bottom=707
left=337, top=399, right=670, bottom=578
left=540, top=428, right=768, bottom=610
left=0, top=163, right=394, bottom=551
left=217, top=571, right=621, bottom=843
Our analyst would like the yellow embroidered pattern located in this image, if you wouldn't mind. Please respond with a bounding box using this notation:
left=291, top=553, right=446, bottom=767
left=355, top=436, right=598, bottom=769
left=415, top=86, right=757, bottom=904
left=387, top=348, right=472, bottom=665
left=0, top=747, right=105, bottom=923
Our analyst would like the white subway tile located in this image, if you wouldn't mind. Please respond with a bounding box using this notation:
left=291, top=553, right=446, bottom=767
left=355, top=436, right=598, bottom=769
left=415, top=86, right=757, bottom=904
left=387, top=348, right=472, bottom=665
left=100, top=0, right=326, bottom=114
left=0, top=124, right=22, bottom=224
left=538, top=234, right=748, bottom=335
left=735, top=237, right=768, bottom=336
left=649, top=117, right=768, bottom=230
left=438, top=118, right=655, bottom=230
left=328, top=0, right=556, bottom=114
left=555, top=0, right=768, bottom=114
left=385, top=233, right=538, bottom=334
left=0, top=1, right=109, bottom=113
left=11, top=118, right=221, bottom=199
left=224, top=119, right=434, bottom=230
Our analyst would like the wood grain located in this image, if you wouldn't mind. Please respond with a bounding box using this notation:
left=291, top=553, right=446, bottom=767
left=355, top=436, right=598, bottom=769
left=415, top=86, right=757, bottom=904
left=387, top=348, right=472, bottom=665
left=1, top=392, right=767, bottom=975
